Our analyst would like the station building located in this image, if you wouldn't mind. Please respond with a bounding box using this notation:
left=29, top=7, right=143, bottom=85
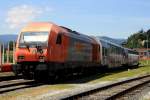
left=134, top=48, right=150, bottom=60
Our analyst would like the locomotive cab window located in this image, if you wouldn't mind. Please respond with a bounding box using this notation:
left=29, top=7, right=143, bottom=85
left=56, top=33, right=62, bottom=44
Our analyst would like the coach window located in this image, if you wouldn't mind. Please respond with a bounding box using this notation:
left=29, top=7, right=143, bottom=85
left=56, top=33, right=62, bottom=44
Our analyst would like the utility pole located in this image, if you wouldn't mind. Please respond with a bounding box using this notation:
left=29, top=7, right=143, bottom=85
left=2, top=43, right=4, bottom=64
left=0, top=43, right=2, bottom=69
left=13, top=41, right=15, bottom=64
left=7, top=42, right=9, bottom=63
left=147, top=33, right=149, bottom=65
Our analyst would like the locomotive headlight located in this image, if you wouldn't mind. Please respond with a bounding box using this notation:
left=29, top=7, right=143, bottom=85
left=39, top=56, right=45, bottom=62
left=39, top=56, right=44, bottom=59
left=18, top=55, right=25, bottom=60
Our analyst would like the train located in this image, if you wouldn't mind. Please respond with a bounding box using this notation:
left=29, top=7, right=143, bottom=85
left=12, top=22, right=139, bottom=80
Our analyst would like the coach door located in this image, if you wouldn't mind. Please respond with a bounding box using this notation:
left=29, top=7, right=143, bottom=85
left=102, top=46, right=108, bottom=66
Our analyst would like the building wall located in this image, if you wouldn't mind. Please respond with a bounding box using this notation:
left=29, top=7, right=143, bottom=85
left=134, top=48, right=150, bottom=60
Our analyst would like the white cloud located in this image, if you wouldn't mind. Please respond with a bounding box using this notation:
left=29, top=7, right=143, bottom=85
left=5, top=5, right=50, bottom=29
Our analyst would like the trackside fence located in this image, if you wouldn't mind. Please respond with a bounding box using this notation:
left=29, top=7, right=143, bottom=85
left=0, top=41, right=16, bottom=71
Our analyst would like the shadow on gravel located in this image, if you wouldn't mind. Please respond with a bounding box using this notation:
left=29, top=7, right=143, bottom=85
left=42, top=66, right=140, bottom=85
left=0, top=65, right=144, bottom=95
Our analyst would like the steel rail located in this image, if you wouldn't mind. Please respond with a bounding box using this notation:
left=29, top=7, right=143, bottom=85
left=62, top=74, right=150, bottom=100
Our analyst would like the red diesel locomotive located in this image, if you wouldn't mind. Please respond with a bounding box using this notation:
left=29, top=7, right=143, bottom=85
left=13, top=22, right=139, bottom=79
left=13, top=22, right=100, bottom=79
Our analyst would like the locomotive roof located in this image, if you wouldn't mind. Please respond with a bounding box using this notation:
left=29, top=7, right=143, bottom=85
left=21, top=22, right=93, bottom=43
left=60, top=26, right=97, bottom=44
left=21, top=22, right=55, bottom=32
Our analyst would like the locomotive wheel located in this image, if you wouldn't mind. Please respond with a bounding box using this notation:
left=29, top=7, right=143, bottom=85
left=12, top=64, right=21, bottom=76
left=34, top=71, right=58, bottom=83
left=34, top=70, right=51, bottom=81
left=34, top=70, right=44, bottom=80
left=22, top=71, right=33, bottom=79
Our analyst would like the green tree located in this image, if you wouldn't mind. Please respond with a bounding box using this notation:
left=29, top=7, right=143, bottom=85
left=125, top=29, right=149, bottom=48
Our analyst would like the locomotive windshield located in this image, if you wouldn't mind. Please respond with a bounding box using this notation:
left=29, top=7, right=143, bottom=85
left=19, top=32, right=49, bottom=48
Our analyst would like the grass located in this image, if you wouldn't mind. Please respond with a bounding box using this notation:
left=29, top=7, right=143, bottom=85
left=0, top=84, right=74, bottom=100
left=46, top=84, right=74, bottom=90
left=89, top=60, right=150, bottom=83
left=140, top=60, right=150, bottom=66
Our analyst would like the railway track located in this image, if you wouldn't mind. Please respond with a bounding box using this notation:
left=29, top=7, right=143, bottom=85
left=62, top=74, right=150, bottom=100
left=0, top=79, right=44, bottom=94
left=0, top=75, right=23, bottom=82
left=0, top=72, right=23, bottom=82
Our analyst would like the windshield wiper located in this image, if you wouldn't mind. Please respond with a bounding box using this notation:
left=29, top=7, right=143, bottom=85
left=36, top=44, right=43, bottom=54
left=23, top=42, right=30, bottom=52
left=26, top=44, right=30, bottom=52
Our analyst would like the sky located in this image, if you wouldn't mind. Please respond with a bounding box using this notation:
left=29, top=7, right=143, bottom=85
left=0, top=0, right=150, bottom=39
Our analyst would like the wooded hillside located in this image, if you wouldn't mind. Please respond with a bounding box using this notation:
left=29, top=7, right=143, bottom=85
left=125, top=29, right=150, bottom=48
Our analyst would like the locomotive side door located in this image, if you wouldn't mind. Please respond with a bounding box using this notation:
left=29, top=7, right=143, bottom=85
left=50, top=33, right=62, bottom=62
left=92, top=44, right=100, bottom=63
left=55, top=33, right=63, bottom=62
